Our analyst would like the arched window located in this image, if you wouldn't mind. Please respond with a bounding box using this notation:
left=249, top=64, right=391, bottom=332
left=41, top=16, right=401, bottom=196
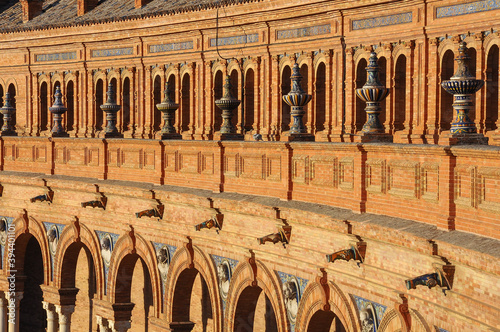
left=181, top=73, right=190, bottom=132
left=281, top=65, right=292, bottom=131
left=122, top=77, right=131, bottom=133
left=244, top=68, right=255, bottom=132
left=95, top=79, right=104, bottom=132
left=355, top=58, right=368, bottom=132
left=66, top=81, right=75, bottom=133
left=40, top=82, right=48, bottom=132
left=214, top=71, right=223, bottom=132
left=440, top=50, right=455, bottom=131
left=315, top=62, right=326, bottom=132
left=7, top=84, right=16, bottom=127
left=153, top=75, right=162, bottom=133
left=229, top=69, right=239, bottom=131
left=486, top=45, right=499, bottom=131
left=394, top=55, right=407, bottom=131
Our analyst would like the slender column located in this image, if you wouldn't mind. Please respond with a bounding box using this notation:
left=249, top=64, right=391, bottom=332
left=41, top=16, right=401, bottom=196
left=188, top=62, right=196, bottom=138
left=97, top=316, right=111, bottom=332
left=203, top=61, right=213, bottom=139
left=304, top=52, right=314, bottom=133
left=270, top=55, right=280, bottom=139
left=474, top=33, right=486, bottom=133
left=343, top=47, right=356, bottom=141
left=6, top=292, right=22, bottom=332
left=425, top=37, right=440, bottom=143
left=0, top=295, right=7, bottom=332
left=55, top=305, right=75, bottom=332
left=412, top=39, right=427, bottom=143
left=174, top=64, right=182, bottom=135
left=42, top=301, right=57, bottom=332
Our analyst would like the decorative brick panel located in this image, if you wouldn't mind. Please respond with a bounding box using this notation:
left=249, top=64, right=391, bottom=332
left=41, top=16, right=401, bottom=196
left=365, top=158, right=386, bottom=194
left=387, top=160, right=419, bottom=199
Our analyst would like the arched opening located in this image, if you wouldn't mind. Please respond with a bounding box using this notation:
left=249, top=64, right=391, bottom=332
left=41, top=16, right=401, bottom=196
left=181, top=73, right=191, bottom=133
left=307, top=310, right=346, bottom=332
left=229, top=69, right=239, bottom=131
left=171, top=268, right=213, bottom=331
left=39, top=82, right=49, bottom=133
left=61, top=242, right=97, bottom=331
left=244, top=68, right=255, bottom=132
left=214, top=71, right=223, bottom=132
left=394, top=55, right=407, bottom=131
left=66, top=81, right=75, bottom=133
left=233, top=286, right=278, bottom=331
left=18, top=236, right=46, bottom=331
left=8, top=84, right=16, bottom=128
left=153, top=75, right=162, bottom=133
left=486, top=44, right=499, bottom=131
left=440, top=50, right=455, bottom=131
left=355, top=58, right=368, bottom=132
left=115, top=253, right=154, bottom=331
left=281, top=65, right=292, bottom=132
left=123, top=78, right=131, bottom=133
left=95, top=79, right=104, bottom=132
left=315, top=62, right=326, bottom=132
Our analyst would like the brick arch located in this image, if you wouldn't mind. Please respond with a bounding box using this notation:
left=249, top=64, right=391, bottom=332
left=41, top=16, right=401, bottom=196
left=483, top=32, right=500, bottom=55
left=377, top=309, right=402, bottom=331
left=295, top=280, right=357, bottom=332
left=437, top=38, right=455, bottom=59
left=279, top=55, right=295, bottom=74
left=242, top=56, right=259, bottom=73
left=165, top=65, right=177, bottom=82
left=93, top=70, right=107, bottom=85
left=392, top=43, right=410, bottom=62
left=353, top=48, right=370, bottom=65
left=313, top=54, right=328, bottom=72
left=227, top=60, right=241, bottom=77
left=212, top=60, right=227, bottom=78
left=225, top=259, right=287, bottom=332
left=151, top=66, right=164, bottom=82
left=53, top=221, right=104, bottom=297
left=462, top=35, right=479, bottom=51
left=10, top=215, right=51, bottom=284
left=164, top=244, right=221, bottom=331
left=51, top=72, right=64, bottom=86
left=106, top=231, right=161, bottom=316
left=4, top=78, right=18, bottom=95
left=120, top=67, right=135, bottom=82
left=64, top=71, right=78, bottom=84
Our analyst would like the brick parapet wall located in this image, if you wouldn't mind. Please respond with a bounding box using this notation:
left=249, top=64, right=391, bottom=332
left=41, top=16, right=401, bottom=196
left=0, top=137, right=499, bottom=240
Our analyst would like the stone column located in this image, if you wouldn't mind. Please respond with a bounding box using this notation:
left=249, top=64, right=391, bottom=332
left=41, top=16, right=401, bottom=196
left=96, top=315, right=111, bottom=332
left=0, top=295, right=7, bottom=332
left=109, top=320, right=131, bottom=332
left=55, top=305, right=75, bottom=332
left=343, top=47, right=356, bottom=141
left=6, top=292, right=22, bottom=332
left=42, top=301, right=57, bottom=332
left=425, top=37, right=440, bottom=144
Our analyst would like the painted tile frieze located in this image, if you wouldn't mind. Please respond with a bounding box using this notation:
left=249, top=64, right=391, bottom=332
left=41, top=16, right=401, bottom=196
left=351, top=295, right=387, bottom=332
left=352, top=12, right=412, bottom=30
left=276, top=271, right=308, bottom=331
left=211, top=255, right=238, bottom=311
left=92, top=47, right=133, bottom=58
left=149, top=41, right=193, bottom=54
left=437, top=0, right=500, bottom=18
left=36, top=52, right=76, bottom=62
left=276, top=24, right=330, bottom=40
left=210, top=33, right=258, bottom=47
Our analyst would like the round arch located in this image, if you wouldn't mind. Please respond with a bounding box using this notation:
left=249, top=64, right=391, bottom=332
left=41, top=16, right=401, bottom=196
left=53, top=221, right=103, bottom=297
left=106, top=231, right=161, bottom=317
left=164, top=244, right=221, bottom=331
left=225, top=259, right=287, bottom=332
left=295, top=280, right=357, bottom=332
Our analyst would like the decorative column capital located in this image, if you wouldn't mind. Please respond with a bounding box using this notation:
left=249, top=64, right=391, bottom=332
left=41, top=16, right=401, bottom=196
left=109, top=320, right=132, bottom=332
left=55, top=304, right=75, bottom=324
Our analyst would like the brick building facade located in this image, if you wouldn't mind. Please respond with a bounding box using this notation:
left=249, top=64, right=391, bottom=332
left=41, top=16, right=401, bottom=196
left=0, top=0, right=499, bottom=331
